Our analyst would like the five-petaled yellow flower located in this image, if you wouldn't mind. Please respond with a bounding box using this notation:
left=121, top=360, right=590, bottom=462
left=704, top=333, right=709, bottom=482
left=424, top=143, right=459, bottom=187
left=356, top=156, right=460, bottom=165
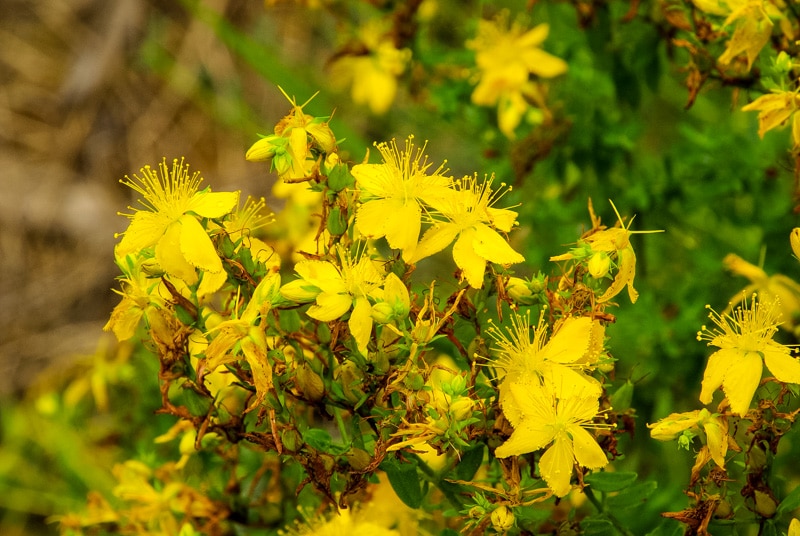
left=467, top=10, right=567, bottom=138
left=495, top=384, right=609, bottom=497
left=280, top=246, right=385, bottom=354
left=352, top=137, right=453, bottom=262
left=115, top=158, right=239, bottom=285
left=410, top=174, right=524, bottom=288
left=490, top=311, right=602, bottom=426
left=697, top=294, right=800, bottom=416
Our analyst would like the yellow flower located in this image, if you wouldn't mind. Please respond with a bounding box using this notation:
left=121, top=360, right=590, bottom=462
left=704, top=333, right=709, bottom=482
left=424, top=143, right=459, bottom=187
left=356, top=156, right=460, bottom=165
left=202, top=272, right=281, bottom=412
left=741, top=90, right=800, bottom=148
left=467, top=11, right=567, bottom=138
left=280, top=246, right=385, bottom=354
left=352, top=137, right=453, bottom=262
left=494, top=383, right=609, bottom=497
left=222, top=195, right=280, bottom=271
left=697, top=294, right=800, bottom=416
left=490, top=311, right=603, bottom=410
left=723, top=253, right=800, bottom=333
left=246, top=89, right=336, bottom=181
left=104, top=254, right=168, bottom=341
left=717, top=0, right=774, bottom=70
left=648, top=408, right=728, bottom=468
left=790, top=518, right=800, bottom=536
left=328, top=20, right=411, bottom=115
left=551, top=201, right=662, bottom=304
left=285, top=505, right=399, bottom=536
left=115, top=158, right=239, bottom=284
left=410, top=175, right=524, bottom=288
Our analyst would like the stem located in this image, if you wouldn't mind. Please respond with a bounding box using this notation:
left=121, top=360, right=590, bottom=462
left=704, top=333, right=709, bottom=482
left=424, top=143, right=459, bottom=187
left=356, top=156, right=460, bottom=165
left=333, top=406, right=350, bottom=445
left=583, top=487, right=636, bottom=536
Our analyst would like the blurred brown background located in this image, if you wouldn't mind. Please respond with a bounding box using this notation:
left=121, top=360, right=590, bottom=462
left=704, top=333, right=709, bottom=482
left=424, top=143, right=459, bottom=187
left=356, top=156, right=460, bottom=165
left=0, top=0, right=326, bottom=395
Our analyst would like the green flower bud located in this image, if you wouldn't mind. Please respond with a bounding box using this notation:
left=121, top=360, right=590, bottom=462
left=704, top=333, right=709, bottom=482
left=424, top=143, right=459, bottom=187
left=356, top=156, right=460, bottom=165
left=326, top=162, right=355, bottom=192
left=326, top=206, right=348, bottom=236
left=753, top=490, right=777, bottom=518
left=296, top=363, right=325, bottom=401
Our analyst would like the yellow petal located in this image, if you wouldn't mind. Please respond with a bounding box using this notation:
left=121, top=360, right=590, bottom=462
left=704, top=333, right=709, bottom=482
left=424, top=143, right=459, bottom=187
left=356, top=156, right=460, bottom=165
left=539, top=436, right=574, bottom=497
left=702, top=417, right=727, bottom=468
left=178, top=214, right=223, bottom=273
left=197, top=268, right=227, bottom=297
left=544, top=364, right=602, bottom=399
left=472, top=223, right=525, bottom=265
left=242, top=328, right=272, bottom=413
left=453, top=229, right=488, bottom=288
left=116, top=211, right=170, bottom=257
left=722, top=351, right=763, bottom=416
left=569, top=425, right=608, bottom=470
left=542, top=317, right=593, bottom=364
left=700, top=349, right=731, bottom=405
left=295, top=260, right=345, bottom=291
left=186, top=190, right=239, bottom=219
left=308, top=292, right=352, bottom=322
left=104, top=298, right=143, bottom=341
left=597, top=246, right=638, bottom=303
left=521, top=48, right=568, bottom=78
left=410, top=223, right=460, bottom=264
left=156, top=222, right=198, bottom=283
left=762, top=344, right=800, bottom=383
left=494, top=419, right=555, bottom=458
left=349, top=297, right=374, bottom=355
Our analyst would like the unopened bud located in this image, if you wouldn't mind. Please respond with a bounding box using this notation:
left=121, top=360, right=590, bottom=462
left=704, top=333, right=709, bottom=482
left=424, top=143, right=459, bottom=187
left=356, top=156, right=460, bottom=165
left=344, top=447, right=372, bottom=471
left=588, top=252, right=611, bottom=279
left=326, top=206, right=348, bottom=236
left=792, top=228, right=800, bottom=260
left=296, top=363, right=325, bottom=401
left=506, top=277, right=535, bottom=305
left=490, top=505, right=515, bottom=532
left=753, top=490, right=777, bottom=518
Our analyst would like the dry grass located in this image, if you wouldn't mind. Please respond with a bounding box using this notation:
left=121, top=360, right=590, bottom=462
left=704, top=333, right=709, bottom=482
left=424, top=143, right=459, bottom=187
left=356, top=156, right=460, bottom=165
left=0, top=0, right=310, bottom=395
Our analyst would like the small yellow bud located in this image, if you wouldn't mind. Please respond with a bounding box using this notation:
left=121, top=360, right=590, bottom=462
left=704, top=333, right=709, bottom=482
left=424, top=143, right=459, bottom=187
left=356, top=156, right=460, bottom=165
left=490, top=505, right=515, bottom=533
left=506, top=276, right=534, bottom=304
left=792, top=228, right=800, bottom=260
left=588, top=252, right=611, bottom=279
left=448, top=397, right=475, bottom=421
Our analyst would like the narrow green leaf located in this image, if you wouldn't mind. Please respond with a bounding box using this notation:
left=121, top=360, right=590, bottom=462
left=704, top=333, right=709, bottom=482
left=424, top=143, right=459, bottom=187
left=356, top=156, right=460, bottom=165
left=606, top=481, right=658, bottom=511
left=777, top=484, right=800, bottom=516
left=584, top=471, right=638, bottom=492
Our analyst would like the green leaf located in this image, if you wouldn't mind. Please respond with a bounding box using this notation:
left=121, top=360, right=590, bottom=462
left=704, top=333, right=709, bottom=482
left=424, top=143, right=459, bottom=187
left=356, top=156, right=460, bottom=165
left=580, top=517, right=617, bottom=536
left=301, top=428, right=332, bottom=452
left=584, top=471, right=638, bottom=493
left=381, top=457, right=423, bottom=509
left=606, top=481, right=658, bottom=511
left=777, top=483, right=800, bottom=516
left=645, top=520, right=685, bottom=536
left=455, top=444, right=485, bottom=481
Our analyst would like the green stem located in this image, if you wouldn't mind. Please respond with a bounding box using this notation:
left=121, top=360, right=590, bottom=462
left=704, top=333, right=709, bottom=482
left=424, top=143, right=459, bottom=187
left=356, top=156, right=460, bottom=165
left=333, top=406, right=350, bottom=446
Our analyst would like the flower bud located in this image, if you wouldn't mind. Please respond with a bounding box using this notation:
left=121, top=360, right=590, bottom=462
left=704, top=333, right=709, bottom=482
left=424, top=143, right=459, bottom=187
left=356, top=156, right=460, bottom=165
left=326, top=161, right=354, bottom=192
left=448, top=397, right=474, bottom=421
left=753, top=490, right=777, bottom=518
left=490, top=505, right=515, bottom=532
left=588, top=252, right=611, bottom=279
left=792, top=228, right=800, bottom=260
left=245, top=135, right=284, bottom=162
left=344, top=447, right=372, bottom=471
left=506, top=277, right=535, bottom=305
left=296, top=362, right=325, bottom=401
left=371, top=302, right=396, bottom=324
left=326, top=206, right=348, bottom=236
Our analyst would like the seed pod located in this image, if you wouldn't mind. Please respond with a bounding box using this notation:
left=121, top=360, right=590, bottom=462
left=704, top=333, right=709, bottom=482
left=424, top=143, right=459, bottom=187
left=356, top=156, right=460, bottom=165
left=296, top=362, right=325, bottom=401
